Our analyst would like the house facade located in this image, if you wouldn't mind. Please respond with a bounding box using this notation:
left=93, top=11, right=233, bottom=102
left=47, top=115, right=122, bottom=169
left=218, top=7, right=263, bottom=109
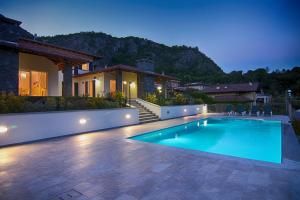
left=184, top=82, right=208, bottom=91
left=202, top=82, right=260, bottom=103
left=0, top=14, right=100, bottom=97
left=72, top=63, right=177, bottom=99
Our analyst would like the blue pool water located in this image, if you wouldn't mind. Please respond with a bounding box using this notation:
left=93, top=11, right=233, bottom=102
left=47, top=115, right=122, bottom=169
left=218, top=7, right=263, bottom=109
left=130, top=118, right=282, bottom=163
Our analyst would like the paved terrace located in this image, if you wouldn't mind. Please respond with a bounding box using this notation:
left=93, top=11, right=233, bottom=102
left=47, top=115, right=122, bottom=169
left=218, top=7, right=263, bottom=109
left=0, top=114, right=300, bottom=200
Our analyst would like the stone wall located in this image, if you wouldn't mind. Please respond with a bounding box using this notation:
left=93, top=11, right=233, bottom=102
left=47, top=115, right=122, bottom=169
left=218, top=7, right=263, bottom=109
left=0, top=15, right=33, bottom=42
left=0, top=48, right=19, bottom=94
left=62, top=62, right=73, bottom=96
left=136, top=58, right=154, bottom=72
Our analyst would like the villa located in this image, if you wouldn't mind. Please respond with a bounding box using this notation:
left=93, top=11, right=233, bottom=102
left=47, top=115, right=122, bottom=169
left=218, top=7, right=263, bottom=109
left=202, top=82, right=261, bottom=104
left=0, top=14, right=100, bottom=97
left=72, top=62, right=177, bottom=99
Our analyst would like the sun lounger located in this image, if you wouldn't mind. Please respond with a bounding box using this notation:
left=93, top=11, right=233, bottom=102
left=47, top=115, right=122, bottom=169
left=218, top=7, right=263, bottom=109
left=249, top=105, right=260, bottom=116
left=263, top=104, right=272, bottom=117
left=226, top=104, right=234, bottom=116
left=237, top=104, right=247, bottom=116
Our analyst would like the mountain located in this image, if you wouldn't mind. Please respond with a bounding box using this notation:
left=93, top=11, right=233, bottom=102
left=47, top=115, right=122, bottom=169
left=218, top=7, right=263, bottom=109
left=39, top=32, right=224, bottom=83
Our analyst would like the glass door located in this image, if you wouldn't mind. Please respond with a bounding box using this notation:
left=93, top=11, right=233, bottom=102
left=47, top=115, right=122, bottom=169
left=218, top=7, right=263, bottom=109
left=31, top=71, right=47, bottom=96
left=19, top=70, right=48, bottom=96
left=19, top=71, right=30, bottom=96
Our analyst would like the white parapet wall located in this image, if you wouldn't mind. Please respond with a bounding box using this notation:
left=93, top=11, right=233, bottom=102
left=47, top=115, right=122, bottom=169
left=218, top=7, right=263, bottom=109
left=0, top=108, right=139, bottom=147
left=160, top=104, right=205, bottom=120
left=135, top=99, right=207, bottom=120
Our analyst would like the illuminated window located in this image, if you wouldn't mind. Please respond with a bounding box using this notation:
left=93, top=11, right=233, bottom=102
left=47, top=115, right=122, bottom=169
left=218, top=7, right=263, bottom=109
left=19, top=70, right=47, bottom=96
left=19, top=71, right=30, bottom=96
left=31, top=71, right=47, bottom=96
left=110, top=80, right=116, bottom=94
left=81, top=63, right=89, bottom=71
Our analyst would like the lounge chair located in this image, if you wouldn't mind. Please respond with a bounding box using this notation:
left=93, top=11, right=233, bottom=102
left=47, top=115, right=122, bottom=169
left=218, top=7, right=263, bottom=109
left=263, top=104, right=272, bottom=117
left=237, top=105, right=247, bottom=116
left=249, top=105, right=260, bottom=116
left=226, top=104, right=234, bottom=116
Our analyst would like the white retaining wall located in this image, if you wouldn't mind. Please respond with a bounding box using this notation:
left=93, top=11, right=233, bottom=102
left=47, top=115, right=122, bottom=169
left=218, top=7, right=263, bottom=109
left=160, top=104, right=204, bottom=120
left=135, top=99, right=206, bottom=120
left=0, top=108, right=139, bottom=147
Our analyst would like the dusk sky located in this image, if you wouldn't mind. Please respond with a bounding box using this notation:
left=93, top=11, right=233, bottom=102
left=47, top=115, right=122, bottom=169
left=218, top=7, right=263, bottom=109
left=1, top=0, right=300, bottom=72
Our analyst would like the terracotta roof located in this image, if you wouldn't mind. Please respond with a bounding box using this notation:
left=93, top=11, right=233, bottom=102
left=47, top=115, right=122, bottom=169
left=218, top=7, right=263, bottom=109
left=202, top=82, right=259, bottom=94
left=73, top=64, right=178, bottom=80
left=0, top=38, right=101, bottom=67
left=214, top=95, right=253, bottom=102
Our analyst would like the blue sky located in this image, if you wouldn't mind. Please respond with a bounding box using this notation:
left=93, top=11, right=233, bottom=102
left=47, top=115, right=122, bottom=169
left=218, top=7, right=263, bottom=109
left=1, top=0, right=300, bottom=72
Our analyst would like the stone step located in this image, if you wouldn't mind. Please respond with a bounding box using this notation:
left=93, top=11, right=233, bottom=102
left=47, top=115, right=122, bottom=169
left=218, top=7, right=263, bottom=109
left=139, top=113, right=155, bottom=117
left=130, top=100, right=160, bottom=124
left=139, top=115, right=159, bottom=121
left=139, top=118, right=160, bottom=124
left=138, top=109, right=149, bottom=112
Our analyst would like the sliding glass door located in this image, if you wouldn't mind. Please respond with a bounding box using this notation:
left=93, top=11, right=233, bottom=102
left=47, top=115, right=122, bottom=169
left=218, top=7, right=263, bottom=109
left=19, top=70, right=48, bottom=96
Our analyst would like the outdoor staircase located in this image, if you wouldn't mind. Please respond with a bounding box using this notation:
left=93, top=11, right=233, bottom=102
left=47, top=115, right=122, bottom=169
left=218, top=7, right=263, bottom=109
left=129, top=100, right=160, bottom=124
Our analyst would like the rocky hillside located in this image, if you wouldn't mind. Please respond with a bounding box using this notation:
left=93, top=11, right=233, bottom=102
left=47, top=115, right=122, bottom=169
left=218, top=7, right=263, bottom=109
left=39, top=32, right=224, bottom=83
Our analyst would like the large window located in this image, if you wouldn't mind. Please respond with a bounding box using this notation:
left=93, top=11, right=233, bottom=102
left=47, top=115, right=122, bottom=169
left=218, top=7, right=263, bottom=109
left=110, top=80, right=116, bottom=94
left=19, top=70, right=48, bottom=96
left=81, top=63, right=89, bottom=71
left=19, top=71, right=30, bottom=96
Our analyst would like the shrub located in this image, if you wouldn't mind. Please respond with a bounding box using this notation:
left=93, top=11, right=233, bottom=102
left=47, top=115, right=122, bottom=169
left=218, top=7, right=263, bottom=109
left=45, top=97, right=57, bottom=111
left=292, top=120, right=300, bottom=136
left=194, top=98, right=204, bottom=104
left=0, top=95, right=8, bottom=113
left=174, top=93, right=188, bottom=105
left=114, top=91, right=126, bottom=107
left=0, top=94, right=125, bottom=114
left=183, top=89, right=214, bottom=104
left=146, top=93, right=157, bottom=104
left=6, top=93, right=25, bottom=113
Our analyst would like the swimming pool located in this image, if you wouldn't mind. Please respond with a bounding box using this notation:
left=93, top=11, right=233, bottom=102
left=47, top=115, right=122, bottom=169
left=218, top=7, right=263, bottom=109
left=130, top=118, right=282, bottom=163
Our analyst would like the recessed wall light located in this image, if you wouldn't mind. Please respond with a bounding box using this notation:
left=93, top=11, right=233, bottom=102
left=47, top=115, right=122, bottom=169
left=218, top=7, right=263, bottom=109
left=0, top=126, right=8, bottom=134
left=125, top=114, right=131, bottom=119
left=79, top=118, right=87, bottom=125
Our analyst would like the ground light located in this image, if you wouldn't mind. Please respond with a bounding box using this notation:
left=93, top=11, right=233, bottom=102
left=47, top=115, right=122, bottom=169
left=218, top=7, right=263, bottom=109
left=184, top=108, right=187, bottom=112
left=203, top=120, right=208, bottom=126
